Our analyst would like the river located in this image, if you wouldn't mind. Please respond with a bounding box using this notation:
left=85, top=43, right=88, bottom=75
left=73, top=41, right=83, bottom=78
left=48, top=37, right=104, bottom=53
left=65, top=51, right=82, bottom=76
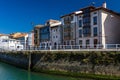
left=0, top=62, right=91, bottom=80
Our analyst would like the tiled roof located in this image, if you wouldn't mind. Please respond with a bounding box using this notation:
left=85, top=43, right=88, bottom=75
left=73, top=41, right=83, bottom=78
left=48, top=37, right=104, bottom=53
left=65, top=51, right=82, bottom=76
left=34, top=25, right=44, bottom=29
left=61, top=6, right=120, bottom=18
left=10, top=33, right=27, bottom=38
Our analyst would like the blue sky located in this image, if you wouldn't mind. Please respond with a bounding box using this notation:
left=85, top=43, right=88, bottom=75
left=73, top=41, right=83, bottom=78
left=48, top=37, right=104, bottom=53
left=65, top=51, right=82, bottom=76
left=0, top=0, right=119, bottom=34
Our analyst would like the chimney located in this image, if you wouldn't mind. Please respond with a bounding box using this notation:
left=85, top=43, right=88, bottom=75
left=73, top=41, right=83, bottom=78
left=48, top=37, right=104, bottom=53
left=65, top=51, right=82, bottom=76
left=102, top=2, right=107, bottom=8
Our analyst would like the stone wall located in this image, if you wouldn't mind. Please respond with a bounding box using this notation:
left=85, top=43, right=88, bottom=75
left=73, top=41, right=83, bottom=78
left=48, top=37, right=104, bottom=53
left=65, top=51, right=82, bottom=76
left=0, top=51, right=120, bottom=76
left=0, top=51, right=28, bottom=69
left=31, top=51, right=120, bottom=76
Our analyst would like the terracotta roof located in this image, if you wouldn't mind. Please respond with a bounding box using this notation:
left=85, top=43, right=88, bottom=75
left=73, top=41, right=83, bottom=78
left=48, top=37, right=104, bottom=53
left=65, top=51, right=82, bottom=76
left=0, top=34, right=8, bottom=37
left=76, top=7, right=120, bottom=16
left=60, top=12, right=75, bottom=18
left=34, top=25, right=44, bottom=29
left=61, top=6, right=120, bottom=18
left=10, top=33, right=27, bottom=39
left=46, top=19, right=60, bottom=23
left=80, top=6, right=96, bottom=11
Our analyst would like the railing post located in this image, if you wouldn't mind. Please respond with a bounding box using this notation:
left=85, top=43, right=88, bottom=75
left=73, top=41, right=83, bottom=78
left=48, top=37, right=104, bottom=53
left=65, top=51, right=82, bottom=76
left=56, top=45, right=58, bottom=50
left=50, top=45, right=51, bottom=51
left=116, top=44, right=118, bottom=51
left=71, top=45, right=72, bottom=50
left=28, top=52, right=31, bottom=72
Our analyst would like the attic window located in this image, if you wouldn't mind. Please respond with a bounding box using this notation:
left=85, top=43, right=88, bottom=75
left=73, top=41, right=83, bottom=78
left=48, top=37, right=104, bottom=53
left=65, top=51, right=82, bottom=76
left=70, top=16, right=73, bottom=21
left=79, top=16, right=82, bottom=18
left=94, top=12, right=97, bottom=14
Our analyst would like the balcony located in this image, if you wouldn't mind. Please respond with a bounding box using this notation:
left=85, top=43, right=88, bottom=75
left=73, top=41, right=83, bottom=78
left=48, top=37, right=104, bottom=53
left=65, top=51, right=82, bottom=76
left=64, top=28, right=71, bottom=32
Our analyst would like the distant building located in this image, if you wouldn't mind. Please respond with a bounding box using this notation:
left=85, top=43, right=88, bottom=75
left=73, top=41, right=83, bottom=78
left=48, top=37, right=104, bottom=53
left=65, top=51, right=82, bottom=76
left=10, top=32, right=28, bottom=49
left=0, top=35, right=23, bottom=51
left=28, top=31, right=34, bottom=48
left=50, top=21, right=62, bottom=47
left=39, top=25, right=50, bottom=48
left=33, top=19, right=62, bottom=49
left=40, top=19, right=62, bottom=49
left=34, top=25, right=43, bottom=47
left=61, top=11, right=79, bottom=45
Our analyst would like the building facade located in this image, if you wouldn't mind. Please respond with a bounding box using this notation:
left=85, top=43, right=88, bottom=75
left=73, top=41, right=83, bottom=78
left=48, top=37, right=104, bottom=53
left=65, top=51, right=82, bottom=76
left=34, top=25, right=43, bottom=47
left=0, top=35, right=23, bottom=51
left=39, top=25, right=50, bottom=48
left=28, top=31, right=34, bottom=48
left=50, top=21, right=62, bottom=47
left=10, top=32, right=28, bottom=49
left=39, top=19, right=61, bottom=48
left=61, top=2, right=120, bottom=49
left=33, top=19, right=62, bottom=49
left=61, top=13, right=77, bottom=45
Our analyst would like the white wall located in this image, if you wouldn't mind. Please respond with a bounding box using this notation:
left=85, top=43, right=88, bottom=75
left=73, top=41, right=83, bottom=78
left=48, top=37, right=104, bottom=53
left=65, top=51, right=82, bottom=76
left=0, top=39, right=23, bottom=51
left=28, top=32, right=34, bottom=47
left=101, top=10, right=120, bottom=48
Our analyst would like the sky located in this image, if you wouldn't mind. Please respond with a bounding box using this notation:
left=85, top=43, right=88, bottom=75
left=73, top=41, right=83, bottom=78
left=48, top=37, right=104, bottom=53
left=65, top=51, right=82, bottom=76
left=0, top=0, right=119, bottom=34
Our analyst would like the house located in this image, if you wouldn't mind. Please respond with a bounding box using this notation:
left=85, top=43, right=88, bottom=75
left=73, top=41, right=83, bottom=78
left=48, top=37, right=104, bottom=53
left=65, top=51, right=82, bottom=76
left=39, top=19, right=61, bottom=49
left=34, top=25, right=44, bottom=47
left=50, top=21, right=62, bottom=48
left=10, top=32, right=28, bottom=49
left=0, top=34, right=23, bottom=51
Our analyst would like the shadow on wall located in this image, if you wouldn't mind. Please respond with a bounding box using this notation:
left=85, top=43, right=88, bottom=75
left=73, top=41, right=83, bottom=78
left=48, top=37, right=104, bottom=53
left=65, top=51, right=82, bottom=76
left=104, top=11, right=120, bottom=44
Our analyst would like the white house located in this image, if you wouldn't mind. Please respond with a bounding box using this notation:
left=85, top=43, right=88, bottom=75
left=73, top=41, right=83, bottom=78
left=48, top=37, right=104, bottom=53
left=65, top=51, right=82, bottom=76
left=76, top=2, right=120, bottom=49
left=0, top=38, right=23, bottom=51
left=10, top=33, right=28, bottom=49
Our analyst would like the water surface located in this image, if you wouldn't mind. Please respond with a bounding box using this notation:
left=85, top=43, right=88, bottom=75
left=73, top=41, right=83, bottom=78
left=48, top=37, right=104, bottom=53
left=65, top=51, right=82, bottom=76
left=0, top=62, right=91, bottom=80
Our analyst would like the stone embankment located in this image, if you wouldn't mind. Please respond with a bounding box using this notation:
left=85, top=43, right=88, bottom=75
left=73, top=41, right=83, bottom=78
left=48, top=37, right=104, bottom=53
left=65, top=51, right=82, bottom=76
left=0, top=51, right=120, bottom=79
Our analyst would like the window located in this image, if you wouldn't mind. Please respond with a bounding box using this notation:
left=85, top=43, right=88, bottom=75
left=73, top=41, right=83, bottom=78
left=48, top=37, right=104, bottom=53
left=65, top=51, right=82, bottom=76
left=86, top=40, right=89, bottom=45
left=64, top=41, right=66, bottom=45
left=79, top=40, right=82, bottom=45
left=93, top=27, right=98, bottom=37
left=93, top=16, right=97, bottom=25
left=94, top=12, right=97, bottom=14
left=71, top=41, right=74, bottom=45
left=2, top=39, right=8, bottom=42
left=83, top=17, right=90, bottom=24
left=79, top=16, right=82, bottom=18
left=67, top=41, right=69, bottom=45
left=86, top=39, right=90, bottom=48
left=94, top=39, right=98, bottom=48
left=83, top=27, right=91, bottom=37
left=83, top=8, right=90, bottom=13
left=79, top=20, right=82, bottom=27
left=70, top=16, right=73, bottom=21
left=79, top=29, right=82, bottom=37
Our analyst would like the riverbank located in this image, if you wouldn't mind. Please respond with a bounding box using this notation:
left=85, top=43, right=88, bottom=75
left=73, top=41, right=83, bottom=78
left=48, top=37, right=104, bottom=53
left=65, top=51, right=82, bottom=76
left=0, top=51, right=120, bottom=79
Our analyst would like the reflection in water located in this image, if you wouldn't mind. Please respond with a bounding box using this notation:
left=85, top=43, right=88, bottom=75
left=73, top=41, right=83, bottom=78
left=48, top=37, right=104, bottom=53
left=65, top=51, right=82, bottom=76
left=28, top=72, right=31, bottom=80
left=0, top=62, right=91, bottom=80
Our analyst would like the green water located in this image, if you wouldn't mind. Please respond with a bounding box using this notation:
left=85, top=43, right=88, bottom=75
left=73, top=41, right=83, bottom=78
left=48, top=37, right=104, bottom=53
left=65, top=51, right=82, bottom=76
left=0, top=62, right=91, bottom=80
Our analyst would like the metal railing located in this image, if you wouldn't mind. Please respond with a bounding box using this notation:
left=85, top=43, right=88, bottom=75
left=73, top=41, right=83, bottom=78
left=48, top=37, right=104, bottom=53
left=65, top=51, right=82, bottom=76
left=24, top=44, right=120, bottom=51
left=1, top=44, right=120, bottom=51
